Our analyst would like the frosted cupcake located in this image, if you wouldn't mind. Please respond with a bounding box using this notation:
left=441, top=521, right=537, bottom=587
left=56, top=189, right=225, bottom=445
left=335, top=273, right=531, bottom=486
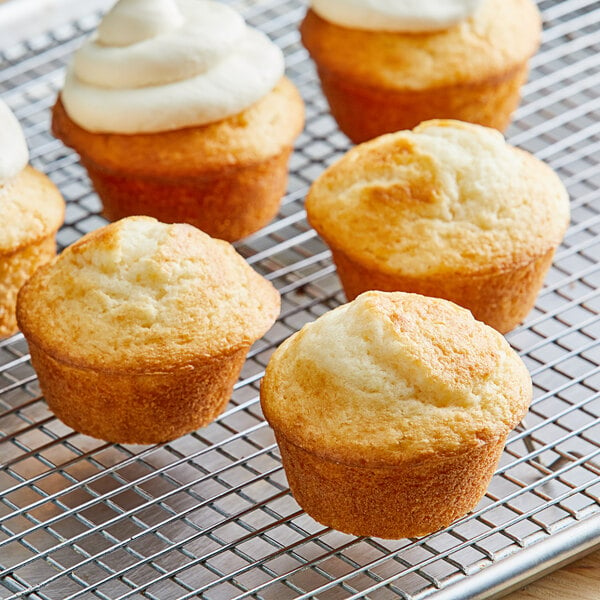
left=52, top=0, right=304, bottom=241
left=0, top=100, right=65, bottom=338
left=301, top=0, right=541, bottom=143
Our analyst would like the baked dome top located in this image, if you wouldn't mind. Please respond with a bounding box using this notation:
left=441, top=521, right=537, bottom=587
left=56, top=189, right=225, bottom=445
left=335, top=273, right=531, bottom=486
left=261, top=291, right=531, bottom=465
left=17, top=216, right=280, bottom=371
left=306, top=120, right=569, bottom=278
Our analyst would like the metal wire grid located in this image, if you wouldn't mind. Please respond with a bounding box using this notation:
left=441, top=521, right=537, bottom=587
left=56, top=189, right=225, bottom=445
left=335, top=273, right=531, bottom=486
left=0, top=0, right=599, bottom=598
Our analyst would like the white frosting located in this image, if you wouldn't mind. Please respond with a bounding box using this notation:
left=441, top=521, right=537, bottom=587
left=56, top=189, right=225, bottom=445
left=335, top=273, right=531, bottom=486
left=61, top=0, right=285, bottom=133
left=311, top=0, right=484, bottom=32
left=0, top=99, right=29, bottom=184
left=97, top=0, right=184, bottom=47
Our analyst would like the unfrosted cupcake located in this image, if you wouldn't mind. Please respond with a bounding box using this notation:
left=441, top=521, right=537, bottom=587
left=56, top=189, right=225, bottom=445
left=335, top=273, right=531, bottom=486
left=306, top=120, right=570, bottom=334
left=301, top=0, right=541, bottom=143
left=261, top=291, right=532, bottom=538
left=52, top=0, right=304, bottom=242
left=0, top=100, right=65, bottom=338
left=17, top=216, right=280, bottom=444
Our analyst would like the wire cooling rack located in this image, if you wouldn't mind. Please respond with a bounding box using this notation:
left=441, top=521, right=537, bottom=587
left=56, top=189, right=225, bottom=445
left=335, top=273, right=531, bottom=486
left=1, top=1, right=599, bottom=599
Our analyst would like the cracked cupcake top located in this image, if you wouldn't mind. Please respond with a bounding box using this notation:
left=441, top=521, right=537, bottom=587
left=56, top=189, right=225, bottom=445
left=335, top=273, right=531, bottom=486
left=17, top=217, right=280, bottom=370
left=261, top=291, right=531, bottom=465
left=306, top=120, right=569, bottom=278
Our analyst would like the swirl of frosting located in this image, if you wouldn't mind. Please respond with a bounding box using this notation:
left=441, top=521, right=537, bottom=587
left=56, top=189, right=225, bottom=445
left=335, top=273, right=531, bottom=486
left=61, top=0, right=285, bottom=134
left=0, top=99, right=29, bottom=184
left=311, top=0, right=484, bottom=32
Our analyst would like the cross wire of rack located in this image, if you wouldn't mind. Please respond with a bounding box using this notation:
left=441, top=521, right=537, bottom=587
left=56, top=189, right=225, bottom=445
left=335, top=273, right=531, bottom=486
left=1, top=1, right=599, bottom=599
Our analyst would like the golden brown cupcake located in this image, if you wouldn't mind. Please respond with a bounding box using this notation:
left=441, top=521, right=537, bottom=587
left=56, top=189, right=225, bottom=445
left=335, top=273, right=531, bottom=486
left=17, top=216, right=280, bottom=444
left=301, top=0, right=541, bottom=143
left=261, top=291, right=532, bottom=539
left=0, top=100, right=65, bottom=338
left=306, top=120, right=570, bottom=333
left=52, top=0, right=304, bottom=242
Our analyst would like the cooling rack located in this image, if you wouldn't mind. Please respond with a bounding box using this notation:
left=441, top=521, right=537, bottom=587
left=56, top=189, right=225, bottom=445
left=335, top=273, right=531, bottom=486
left=1, top=1, right=599, bottom=598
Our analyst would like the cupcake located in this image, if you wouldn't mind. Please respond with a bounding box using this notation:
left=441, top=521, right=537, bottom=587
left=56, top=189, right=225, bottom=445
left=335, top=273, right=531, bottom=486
left=17, top=216, right=280, bottom=444
left=301, top=0, right=541, bottom=143
left=261, top=291, right=532, bottom=539
left=306, top=120, right=570, bottom=334
left=0, top=100, right=65, bottom=338
left=52, top=0, right=304, bottom=242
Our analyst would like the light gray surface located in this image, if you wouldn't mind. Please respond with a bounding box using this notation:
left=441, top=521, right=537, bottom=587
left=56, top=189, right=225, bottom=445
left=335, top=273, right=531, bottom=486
left=0, top=0, right=112, bottom=46
left=1, top=1, right=599, bottom=598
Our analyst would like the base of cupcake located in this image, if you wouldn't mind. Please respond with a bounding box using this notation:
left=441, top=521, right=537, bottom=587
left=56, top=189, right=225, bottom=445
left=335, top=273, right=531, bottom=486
left=28, top=341, right=250, bottom=444
left=330, top=245, right=557, bottom=334
left=275, top=432, right=506, bottom=539
left=82, top=149, right=292, bottom=242
left=317, top=64, right=529, bottom=144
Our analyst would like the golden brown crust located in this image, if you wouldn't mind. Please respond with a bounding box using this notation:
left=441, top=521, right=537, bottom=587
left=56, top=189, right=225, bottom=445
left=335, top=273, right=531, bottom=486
left=82, top=145, right=293, bottom=242
left=301, top=0, right=541, bottom=91
left=17, top=217, right=281, bottom=372
left=261, top=292, right=531, bottom=465
left=315, top=61, right=529, bottom=143
left=330, top=244, right=557, bottom=334
left=52, top=78, right=304, bottom=241
left=0, top=236, right=58, bottom=338
left=0, top=166, right=65, bottom=338
left=261, top=291, right=531, bottom=538
left=0, top=166, right=65, bottom=254
left=52, top=77, right=304, bottom=177
left=307, top=122, right=569, bottom=276
left=17, top=217, right=280, bottom=443
left=276, top=432, right=506, bottom=539
left=306, top=120, right=569, bottom=332
left=28, top=340, right=248, bottom=444
left=301, top=0, right=540, bottom=140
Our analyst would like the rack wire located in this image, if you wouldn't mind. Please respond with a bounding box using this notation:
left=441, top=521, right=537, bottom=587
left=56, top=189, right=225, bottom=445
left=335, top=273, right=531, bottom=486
left=1, top=1, right=599, bottom=598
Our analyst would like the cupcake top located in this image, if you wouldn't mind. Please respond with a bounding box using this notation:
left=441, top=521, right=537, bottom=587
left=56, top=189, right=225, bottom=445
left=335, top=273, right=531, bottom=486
left=0, top=100, right=64, bottom=254
left=261, top=291, right=532, bottom=465
left=61, top=0, right=284, bottom=133
left=301, top=0, right=541, bottom=90
left=311, top=0, right=483, bottom=32
left=306, top=120, right=570, bottom=278
left=17, top=217, right=280, bottom=371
